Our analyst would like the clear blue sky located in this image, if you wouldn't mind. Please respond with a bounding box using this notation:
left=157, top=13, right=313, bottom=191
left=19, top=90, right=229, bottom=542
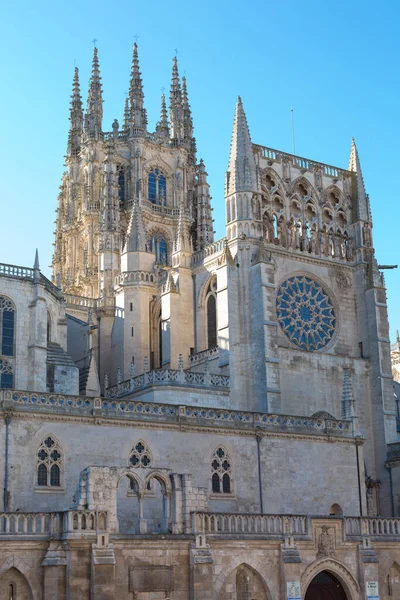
left=0, top=0, right=398, bottom=340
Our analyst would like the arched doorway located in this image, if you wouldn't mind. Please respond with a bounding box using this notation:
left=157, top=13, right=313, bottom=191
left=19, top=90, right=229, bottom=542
left=305, top=571, right=347, bottom=600
left=0, top=568, right=32, bottom=600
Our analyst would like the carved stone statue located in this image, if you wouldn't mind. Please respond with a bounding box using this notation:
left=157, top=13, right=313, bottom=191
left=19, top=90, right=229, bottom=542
left=317, top=526, right=336, bottom=557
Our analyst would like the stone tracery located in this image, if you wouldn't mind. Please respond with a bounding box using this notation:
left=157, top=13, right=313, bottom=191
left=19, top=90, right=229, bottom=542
left=276, top=276, right=336, bottom=351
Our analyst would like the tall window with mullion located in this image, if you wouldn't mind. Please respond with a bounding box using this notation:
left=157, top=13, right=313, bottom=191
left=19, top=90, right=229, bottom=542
left=148, top=168, right=167, bottom=205
left=211, top=446, right=232, bottom=495
left=205, top=278, right=218, bottom=349
left=37, top=436, right=63, bottom=488
left=0, top=296, right=15, bottom=389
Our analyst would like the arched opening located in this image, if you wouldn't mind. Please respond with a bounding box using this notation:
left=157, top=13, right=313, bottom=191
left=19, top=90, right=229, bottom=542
left=385, top=562, right=400, bottom=596
left=116, top=474, right=141, bottom=534
left=329, top=503, right=343, bottom=517
left=148, top=168, right=167, bottom=205
left=0, top=568, right=32, bottom=600
left=205, top=277, right=218, bottom=350
left=218, top=563, right=268, bottom=600
left=142, top=475, right=170, bottom=534
left=47, top=311, right=51, bottom=343
left=305, top=571, right=348, bottom=600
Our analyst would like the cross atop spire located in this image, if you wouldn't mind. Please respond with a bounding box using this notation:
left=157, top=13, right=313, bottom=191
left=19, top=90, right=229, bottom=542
left=348, top=138, right=370, bottom=222
left=226, top=96, right=258, bottom=196
left=85, top=46, right=103, bottom=138
left=128, top=43, right=147, bottom=133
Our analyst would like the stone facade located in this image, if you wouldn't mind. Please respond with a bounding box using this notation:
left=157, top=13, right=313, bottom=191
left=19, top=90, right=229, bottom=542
left=0, top=43, right=399, bottom=599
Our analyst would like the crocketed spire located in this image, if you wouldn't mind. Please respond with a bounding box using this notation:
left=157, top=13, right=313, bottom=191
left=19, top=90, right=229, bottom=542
left=123, top=97, right=130, bottom=131
left=348, top=138, right=370, bottom=222
left=128, top=43, right=147, bottom=133
left=123, top=199, right=149, bottom=253
left=156, top=93, right=170, bottom=137
left=68, top=67, right=83, bottom=154
left=226, top=96, right=258, bottom=196
left=85, top=46, right=103, bottom=138
left=169, top=56, right=184, bottom=141
left=182, top=75, right=193, bottom=140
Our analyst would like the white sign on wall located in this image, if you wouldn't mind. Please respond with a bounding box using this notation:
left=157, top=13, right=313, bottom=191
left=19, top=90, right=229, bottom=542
left=366, top=581, right=379, bottom=600
left=287, top=581, right=301, bottom=600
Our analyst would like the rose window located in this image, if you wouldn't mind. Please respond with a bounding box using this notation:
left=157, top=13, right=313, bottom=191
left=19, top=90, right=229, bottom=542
left=276, top=276, right=336, bottom=351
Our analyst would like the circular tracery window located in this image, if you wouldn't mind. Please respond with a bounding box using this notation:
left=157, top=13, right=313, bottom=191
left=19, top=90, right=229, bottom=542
left=276, top=276, right=336, bottom=351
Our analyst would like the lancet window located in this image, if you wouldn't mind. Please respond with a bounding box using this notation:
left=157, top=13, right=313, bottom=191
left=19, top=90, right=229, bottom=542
left=37, top=436, right=63, bottom=488
left=205, top=278, right=217, bottom=349
left=129, top=440, right=152, bottom=468
left=0, top=296, right=15, bottom=389
left=148, top=169, right=167, bottom=205
left=211, top=446, right=232, bottom=494
left=148, top=234, right=168, bottom=265
left=117, top=165, right=126, bottom=204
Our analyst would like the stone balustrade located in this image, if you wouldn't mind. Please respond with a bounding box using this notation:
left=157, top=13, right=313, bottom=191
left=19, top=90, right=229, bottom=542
left=0, top=263, right=34, bottom=279
left=254, top=144, right=343, bottom=179
left=345, top=516, right=400, bottom=538
left=188, top=346, right=219, bottom=365
left=0, top=512, right=62, bottom=538
left=192, top=238, right=226, bottom=265
left=0, top=510, right=108, bottom=539
left=63, top=293, right=124, bottom=317
left=192, top=512, right=309, bottom=537
left=4, top=389, right=355, bottom=440
left=105, top=368, right=230, bottom=398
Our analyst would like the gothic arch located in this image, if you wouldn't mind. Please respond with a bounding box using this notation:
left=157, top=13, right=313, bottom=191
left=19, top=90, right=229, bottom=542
left=260, top=166, right=288, bottom=195
left=143, top=470, right=172, bottom=496
left=215, top=558, right=273, bottom=600
left=301, top=557, right=360, bottom=600
left=0, top=565, right=34, bottom=600
left=322, top=184, right=345, bottom=208
left=289, top=175, right=319, bottom=200
left=383, top=561, right=400, bottom=596
left=143, top=157, right=172, bottom=177
left=116, top=470, right=143, bottom=494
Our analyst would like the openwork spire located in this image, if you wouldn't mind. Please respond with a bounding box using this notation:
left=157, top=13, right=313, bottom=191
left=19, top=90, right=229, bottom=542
left=68, top=67, right=83, bottom=154
left=128, top=43, right=147, bottom=132
left=156, top=93, right=169, bottom=137
left=226, top=96, right=258, bottom=196
left=182, top=75, right=194, bottom=141
left=85, top=46, right=103, bottom=138
left=124, top=199, right=149, bottom=253
left=169, top=56, right=184, bottom=141
left=123, top=97, right=130, bottom=131
left=348, top=138, right=370, bottom=222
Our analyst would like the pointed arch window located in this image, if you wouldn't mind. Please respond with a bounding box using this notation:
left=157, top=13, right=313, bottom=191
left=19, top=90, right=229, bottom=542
left=117, top=165, right=126, bottom=204
left=148, top=168, right=167, bottom=205
left=0, top=296, right=15, bottom=357
left=37, top=436, right=63, bottom=488
left=211, top=446, right=232, bottom=495
left=148, top=234, right=168, bottom=265
left=205, top=278, right=217, bottom=349
left=129, top=440, right=152, bottom=468
left=0, top=296, right=15, bottom=389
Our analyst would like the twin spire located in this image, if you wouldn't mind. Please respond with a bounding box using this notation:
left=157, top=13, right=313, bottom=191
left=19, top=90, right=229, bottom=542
left=68, top=44, right=194, bottom=145
left=226, top=96, right=258, bottom=196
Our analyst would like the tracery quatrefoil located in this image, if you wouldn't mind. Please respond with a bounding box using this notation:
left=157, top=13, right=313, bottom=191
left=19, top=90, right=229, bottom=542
left=276, top=276, right=336, bottom=351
